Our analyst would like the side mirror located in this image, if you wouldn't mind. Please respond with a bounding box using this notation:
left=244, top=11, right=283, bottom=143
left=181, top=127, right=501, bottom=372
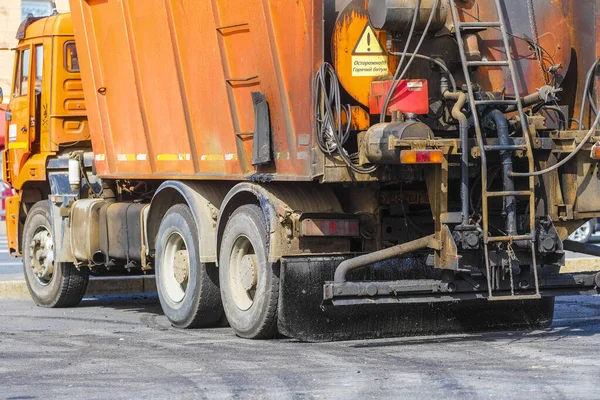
left=0, top=87, right=3, bottom=104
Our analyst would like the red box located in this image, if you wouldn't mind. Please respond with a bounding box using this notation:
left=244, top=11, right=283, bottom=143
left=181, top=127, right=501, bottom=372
left=369, top=79, right=429, bottom=115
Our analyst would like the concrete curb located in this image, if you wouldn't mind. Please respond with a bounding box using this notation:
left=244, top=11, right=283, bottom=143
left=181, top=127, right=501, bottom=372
left=0, top=276, right=157, bottom=300
left=562, top=258, right=600, bottom=274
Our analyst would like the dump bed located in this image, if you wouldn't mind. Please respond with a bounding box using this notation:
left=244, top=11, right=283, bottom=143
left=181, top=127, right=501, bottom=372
left=69, top=0, right=321, bottom=180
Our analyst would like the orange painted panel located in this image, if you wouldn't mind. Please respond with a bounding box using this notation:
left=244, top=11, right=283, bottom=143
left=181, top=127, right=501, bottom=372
left=69, top=0, right=321, bottom=181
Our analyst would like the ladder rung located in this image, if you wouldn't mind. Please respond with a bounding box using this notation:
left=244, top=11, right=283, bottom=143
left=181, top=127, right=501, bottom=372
left=509, top=172, right=533, bottom=178
left=487, top=190, right=533, bottom=198
left=487, top=234, right=533, bottom=243
left=474, top=100, right=518, bottom=107
left=467, top=60, right=509, bottom=67
left=484, top=145, right=527, bottom=151
left=459, top=21, right=502, bottom=29
left=488, top=294, right=542, bottom=302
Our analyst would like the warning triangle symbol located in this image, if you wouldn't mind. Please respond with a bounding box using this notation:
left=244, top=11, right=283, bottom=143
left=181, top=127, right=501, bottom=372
left=352, top=24, right=386, bottom=55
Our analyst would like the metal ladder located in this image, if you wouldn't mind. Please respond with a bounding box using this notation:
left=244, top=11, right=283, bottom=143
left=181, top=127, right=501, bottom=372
left=449, top=0, right=541, bottom=301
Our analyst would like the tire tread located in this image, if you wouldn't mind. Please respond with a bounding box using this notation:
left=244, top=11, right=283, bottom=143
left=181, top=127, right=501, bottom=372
left=220, top=204, right=279, bottom=339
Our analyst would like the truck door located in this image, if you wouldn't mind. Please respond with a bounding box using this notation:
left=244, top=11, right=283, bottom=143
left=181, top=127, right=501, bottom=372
left=6, top=44, right=44, bottom=185
left=6, top=46, right=32, bottom=183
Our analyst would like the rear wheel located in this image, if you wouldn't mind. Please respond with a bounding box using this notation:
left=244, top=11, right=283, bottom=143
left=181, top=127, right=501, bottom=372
left=219, top=205, right=279, bottom=339
left=155, top=204, right=223, bottom=328
left=23, top=200, right=88, bottom=308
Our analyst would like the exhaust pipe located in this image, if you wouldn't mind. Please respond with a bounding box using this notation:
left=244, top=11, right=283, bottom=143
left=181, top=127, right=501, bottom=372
left=92, top=251, right=107, bottom=266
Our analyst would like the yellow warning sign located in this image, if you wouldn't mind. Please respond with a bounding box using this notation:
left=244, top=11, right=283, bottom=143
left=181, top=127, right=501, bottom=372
left=353, top=24, right=386, bottom=55
left=352, top=24, right=388, bottom=77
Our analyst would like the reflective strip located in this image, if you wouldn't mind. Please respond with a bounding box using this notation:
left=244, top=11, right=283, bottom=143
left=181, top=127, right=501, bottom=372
left=157, top=154, right=191, bottom=161
left=95, top=154, right=106, bottom=161
left=200, top=154, right=237, bottom=161
left=117, top=154, right=136, bottom=162
left=7, top=142, right=28, bottom=150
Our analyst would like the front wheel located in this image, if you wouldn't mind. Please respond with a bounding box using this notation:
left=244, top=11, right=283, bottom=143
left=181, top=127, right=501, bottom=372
left=23, top=201, right=89, bottom=308
left=219, top=205, right=279, bottom=339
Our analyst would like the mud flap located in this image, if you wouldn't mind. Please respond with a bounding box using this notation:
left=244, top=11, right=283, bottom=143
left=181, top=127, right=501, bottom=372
left=278, top=256, right=555, bottom=342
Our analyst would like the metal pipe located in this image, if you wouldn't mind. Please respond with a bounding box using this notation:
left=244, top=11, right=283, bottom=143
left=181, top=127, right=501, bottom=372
left=444, top=90, right=469, bottom=226
left=92, top=251, right=107, bottom=266
left=563, top=240, right=600, bottom=257
left=485, top=110, right=517, bottom=237
left=334, top=235, right=434, bottom=283
left=504, top=92, right=546, bottom=113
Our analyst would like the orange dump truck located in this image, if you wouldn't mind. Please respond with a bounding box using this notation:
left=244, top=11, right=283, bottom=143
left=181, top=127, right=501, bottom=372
left=5, top=0, right=600, bottom=341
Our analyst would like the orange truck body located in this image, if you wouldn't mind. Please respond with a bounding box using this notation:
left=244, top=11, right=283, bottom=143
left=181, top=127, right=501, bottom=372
left=69, top=0, right=322, bottom=181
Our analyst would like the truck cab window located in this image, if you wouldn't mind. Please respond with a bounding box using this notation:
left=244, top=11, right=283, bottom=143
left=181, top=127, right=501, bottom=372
left=13, top=48, right=31, bottom=97
left=64, top=42, right=79, bottom=72
left=35, top=45, right=43, bottom=94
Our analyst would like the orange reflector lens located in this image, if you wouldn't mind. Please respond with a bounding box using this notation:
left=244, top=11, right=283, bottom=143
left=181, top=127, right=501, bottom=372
left=591, top=143, right=600, bottom=160
left=400, top=150, right=444, bottom=164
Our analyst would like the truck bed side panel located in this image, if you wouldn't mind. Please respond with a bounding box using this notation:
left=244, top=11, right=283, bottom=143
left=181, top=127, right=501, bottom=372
left=69, top=0, right=321, bottom=181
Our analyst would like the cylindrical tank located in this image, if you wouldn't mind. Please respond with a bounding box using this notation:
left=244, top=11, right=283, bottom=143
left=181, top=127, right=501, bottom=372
left=360, top=120, right=433, bottom=164
left=368, top=0, right=448, bottom=33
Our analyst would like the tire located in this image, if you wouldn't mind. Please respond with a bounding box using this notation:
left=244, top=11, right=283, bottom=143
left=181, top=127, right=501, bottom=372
left=219, top=204, right=279, bottom=339
left=155, top=204, right=223, bottom=328
left=569, top=220, right=593, bottom=243
left=23, top=200, right=89, bottom=308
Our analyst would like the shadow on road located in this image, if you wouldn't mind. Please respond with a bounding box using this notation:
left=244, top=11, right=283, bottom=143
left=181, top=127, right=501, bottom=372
left=79, top=294, right=163, bottom=315
left=69, top=294, right=600, bottom=346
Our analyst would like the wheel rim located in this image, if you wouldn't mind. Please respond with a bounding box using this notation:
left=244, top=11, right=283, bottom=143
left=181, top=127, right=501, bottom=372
left=161, top=232, right=190, bottom=303
left=28, top=227, right=55, bottom=286
left=570, top=221, right=592, bottom=242
left=228, top=235, right=258, bottom=311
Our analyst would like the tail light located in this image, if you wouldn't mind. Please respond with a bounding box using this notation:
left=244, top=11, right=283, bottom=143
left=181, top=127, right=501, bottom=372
left=591, top=142, right=600, bottom=159
left=400, top=149, right=444, bottom=164
left=300, top=218, right=360, bottom=237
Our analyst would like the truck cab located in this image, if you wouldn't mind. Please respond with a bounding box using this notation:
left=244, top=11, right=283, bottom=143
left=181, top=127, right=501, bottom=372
left=3, top=13, right=88, bottom=255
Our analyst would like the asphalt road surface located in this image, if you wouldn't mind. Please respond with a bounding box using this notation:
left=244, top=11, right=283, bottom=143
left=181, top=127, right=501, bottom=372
left=0, top=295, right=599, bottom=399
left=1, top=227, right=600, bottom=399
left=0, top=233, right=23, bottom=281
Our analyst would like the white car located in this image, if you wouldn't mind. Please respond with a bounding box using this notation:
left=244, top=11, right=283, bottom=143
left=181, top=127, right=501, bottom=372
left=568, top=219, right=598, bottom=243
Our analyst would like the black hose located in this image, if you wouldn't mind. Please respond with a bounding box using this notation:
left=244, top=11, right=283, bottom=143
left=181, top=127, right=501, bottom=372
left=381, top=0, right=440, bottom=122
left=579, top=57, right=600, bottom=130
left=541, top=105, right=567, bottom=131
left=379, top=0, right=421, bottom=123
left=485, top=110, right=517, bottom=237
left=313, top=63, right=377, bottom=174
left=512, top=58, right=600, bottom=178
left=380, top=0, right=421, bottom=124
left=389, top=52, right=457, bottom=92
left=512, top=110, right=600, bottom=178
